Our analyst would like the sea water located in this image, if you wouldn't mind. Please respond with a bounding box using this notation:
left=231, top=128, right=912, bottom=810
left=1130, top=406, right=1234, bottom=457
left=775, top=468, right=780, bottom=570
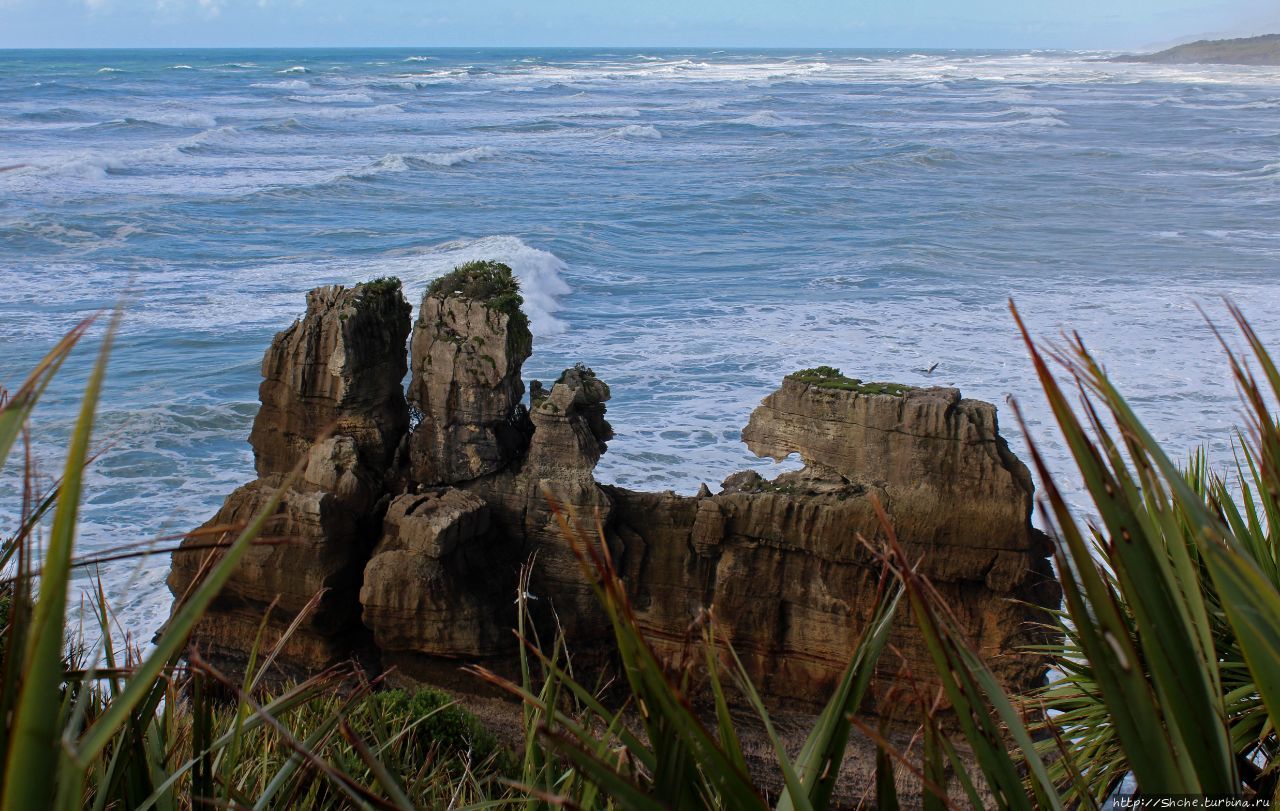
left=1, top=48, right=1278, bottom=637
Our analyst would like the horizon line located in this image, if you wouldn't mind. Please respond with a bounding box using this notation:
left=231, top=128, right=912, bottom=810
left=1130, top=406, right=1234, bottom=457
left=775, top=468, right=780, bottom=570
left=0, top=44, right=1130, bottom=52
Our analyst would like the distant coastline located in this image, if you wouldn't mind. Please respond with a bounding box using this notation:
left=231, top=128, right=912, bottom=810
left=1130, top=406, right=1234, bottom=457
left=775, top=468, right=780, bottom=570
left=1112, top=33, right=1280, bottom=66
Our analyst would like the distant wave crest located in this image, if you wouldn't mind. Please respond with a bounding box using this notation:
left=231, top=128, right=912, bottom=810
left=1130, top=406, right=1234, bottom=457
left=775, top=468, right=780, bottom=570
left=608, top=124, right=661, bottom=139
left=340, top=147, right=499, bottom=181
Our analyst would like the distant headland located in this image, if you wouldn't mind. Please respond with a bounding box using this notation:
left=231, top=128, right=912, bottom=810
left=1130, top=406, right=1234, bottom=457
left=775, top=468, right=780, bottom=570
left=1112, top=33, right=1280, bottom=66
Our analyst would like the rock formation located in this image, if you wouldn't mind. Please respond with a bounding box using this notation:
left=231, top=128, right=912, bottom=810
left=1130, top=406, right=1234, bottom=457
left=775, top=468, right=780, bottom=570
left=167, top=280, right=411, bottom=671
left=407, top=261, right=532, bottom=486
left=169, top=267, right=1058, bottom=713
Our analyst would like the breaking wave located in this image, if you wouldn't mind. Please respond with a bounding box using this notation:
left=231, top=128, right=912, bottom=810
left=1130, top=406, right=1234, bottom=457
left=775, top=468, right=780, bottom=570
left=339, top=147, right=499, bottom=180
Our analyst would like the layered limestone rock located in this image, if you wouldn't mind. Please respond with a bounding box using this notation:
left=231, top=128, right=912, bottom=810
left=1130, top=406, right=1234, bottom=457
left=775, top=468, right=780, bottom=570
left=249, top=281, right=410, bottom=479
left=360, top=489, right=513, bottom=668
left=167, top=280, right=411, bottom=671
left=407, top=262, right=533, bottom=486
left=170, top=272, right=1057, bottom=713
left=606, top=369, right=1057, bottom=705
left=741, top=374, right=1034, bottom=555
left=498, top=366, right=616, bottom=640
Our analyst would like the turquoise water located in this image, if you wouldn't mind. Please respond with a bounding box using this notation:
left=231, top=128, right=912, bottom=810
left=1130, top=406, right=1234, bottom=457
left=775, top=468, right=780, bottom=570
left=2, top=48, right=1279, bottom=635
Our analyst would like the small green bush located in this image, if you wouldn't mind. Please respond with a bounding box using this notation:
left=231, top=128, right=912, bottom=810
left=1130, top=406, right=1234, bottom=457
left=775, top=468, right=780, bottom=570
left=427, top=262, right=522, bottom=314
left=426, top=261, right=529, bottom=337
left=367, top=687, right=504, bottom=768
left=360, top=276, right=403, bottom=297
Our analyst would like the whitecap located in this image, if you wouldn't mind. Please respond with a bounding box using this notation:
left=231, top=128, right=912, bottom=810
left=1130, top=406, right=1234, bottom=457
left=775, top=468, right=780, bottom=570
left=278, top=65, right=309, bottom=74
left=251, top=79, right=310, bottom=90
left=286, top=92, right=375, bottom=104
left=342, top=147, right=497, bottom=180
left=608, top=124, right=661, bottom=139
left=350, top=154, right=411, bottom=178
left=137, top=111, right=217, bottom=128
left=1239, top=161, right=1280, bottom=179
left=97, top=67, right=123, bottom=73
left=403, top=55, right=435, bottom=62
left=419, top=146, right=498, bottom=166
left=170, top=65, right=195, bottom=70
left=551, top=106, right=641, bottom=119
left=727, top=110, right=809, bottom=127
left=8, top=152, right=125, bottom=180
left=299, top=103, right=404, bottom=120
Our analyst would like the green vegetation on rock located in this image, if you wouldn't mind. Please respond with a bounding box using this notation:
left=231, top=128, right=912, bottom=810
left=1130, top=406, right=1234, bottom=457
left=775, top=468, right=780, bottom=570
left=360, top=276, right=404, bottom=298
left=555, top=361, right=595, bottom=385
left=428, top=260, right=523, bottom=311
left=788, top=365, right=910, bottom=396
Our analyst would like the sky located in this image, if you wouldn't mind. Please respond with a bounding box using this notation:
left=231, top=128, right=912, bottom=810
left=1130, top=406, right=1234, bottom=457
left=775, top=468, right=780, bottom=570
left=1, top=0, right=1279, bottom=50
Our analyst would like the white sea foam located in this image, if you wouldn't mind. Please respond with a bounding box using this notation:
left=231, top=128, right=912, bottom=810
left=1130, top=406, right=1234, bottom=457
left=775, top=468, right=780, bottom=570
left=0, top=126, right=240, bottom=186
left=137, top=111, right=217, bottom=128
left=252, top=79, right=310, bottom=90
left=421, top=146, right=498, bottom=166
left=279, top=65, right=309, bottom=74
left=552, top=106, right=641, bottom=118
left=349, top=153, right=411, bottom=177
left=97, top=67, right=123, bottom=74
left=170, top=65, right=194, bottom=70
left=342, top=147, right=498, bottom=180
left=608, top=124, right=661, bottom=139
left=299, top=103, right=403, bottom=120
left=287, top=92, right=375, bottom=104
left=13, top=48, right=1280, bottom=645
left=1240, top=161, right=1280, bottom=179
left=727, top=110, right=810, bottom=127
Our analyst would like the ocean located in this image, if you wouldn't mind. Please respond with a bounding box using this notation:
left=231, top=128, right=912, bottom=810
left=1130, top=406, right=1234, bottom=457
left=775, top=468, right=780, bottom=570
left=1, top=47, right=1278, bottom=638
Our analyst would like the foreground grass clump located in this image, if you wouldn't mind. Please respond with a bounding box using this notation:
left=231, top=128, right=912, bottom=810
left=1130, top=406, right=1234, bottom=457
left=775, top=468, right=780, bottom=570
left=788, top=365, right=910, bottom=396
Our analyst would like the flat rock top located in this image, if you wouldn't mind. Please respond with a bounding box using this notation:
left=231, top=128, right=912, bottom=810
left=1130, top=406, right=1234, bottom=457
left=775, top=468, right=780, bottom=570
left=1113, top=34, right=1280, bottom=65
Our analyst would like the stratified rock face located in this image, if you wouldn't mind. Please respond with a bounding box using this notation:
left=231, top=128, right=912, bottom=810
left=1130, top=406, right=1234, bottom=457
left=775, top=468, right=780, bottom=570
left=167, top=280, right=411, bottom=672
left=500, top=367, right=616, bottom=642
left=170, top=273, right=1058, bottom=715
left=250, top=282, right=411, bottom=479
left=361, top=489, right=513, bottom=666
left=408, top=292, right=532, bottom=486
left=741, top=379, right=1034, bottom=552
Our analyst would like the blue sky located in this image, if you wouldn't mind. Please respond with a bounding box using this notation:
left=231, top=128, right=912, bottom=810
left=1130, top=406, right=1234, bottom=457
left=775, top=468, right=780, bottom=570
left=1, top=0, right=1278, bottom=50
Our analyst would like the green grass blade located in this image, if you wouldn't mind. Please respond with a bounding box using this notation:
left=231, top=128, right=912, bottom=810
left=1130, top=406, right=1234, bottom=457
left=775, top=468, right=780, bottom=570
left=0, top=318, right=92, bottom=474
left=1, top=313, right=115, bottom=811
left=72, top=468, right=295, bottom=765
